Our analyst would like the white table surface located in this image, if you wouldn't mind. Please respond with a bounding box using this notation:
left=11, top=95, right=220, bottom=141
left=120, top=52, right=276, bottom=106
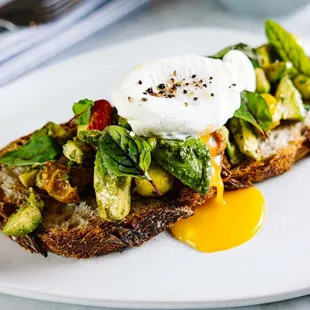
left=1, top=0, right=310, bottom=309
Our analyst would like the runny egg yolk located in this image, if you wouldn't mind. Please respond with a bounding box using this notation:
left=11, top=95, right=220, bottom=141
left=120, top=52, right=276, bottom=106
left=170, top=135, right=265, bottom=253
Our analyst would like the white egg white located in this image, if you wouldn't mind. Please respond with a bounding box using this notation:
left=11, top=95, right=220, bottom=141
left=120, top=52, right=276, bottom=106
left=111, top=51, right=255, bottom=138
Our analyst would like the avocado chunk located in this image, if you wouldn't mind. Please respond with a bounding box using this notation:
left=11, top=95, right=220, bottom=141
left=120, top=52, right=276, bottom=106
left=27, top=188, right=44, bottom=211
left=146, top=137, right=157, bottom=151
left=229, top=118, right=260, bottom=161
left=77, top=130, right=102, bottom=146
left=255, top=68, right=271, bottom=94
left=222, top=126, right=243, bottom=165
left=19, top=169, right=39, bottom=188
left=135, top=162, right=174, bottom=197
left=293, top=74, right=310, bottom=100
left=256, top=44, right=276, bottom=67
left=94, top=151, right=131, bottom=222
left=43, top=122, right=76, bottom=142
left=260, top=93, right=282, bottom=129
left=63, top=140, right=93, bottom=164
left=263, top=62, right=292, bottom=84
left=2, top=188, right=43, bottom=237
left=275, top=76, right=306, bottom=121
left=2, top=205, right=42, bottom=237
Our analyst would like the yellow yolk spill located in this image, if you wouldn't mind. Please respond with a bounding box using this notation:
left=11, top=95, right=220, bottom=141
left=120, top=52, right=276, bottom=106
left=170, top=134, right=265, bottom=253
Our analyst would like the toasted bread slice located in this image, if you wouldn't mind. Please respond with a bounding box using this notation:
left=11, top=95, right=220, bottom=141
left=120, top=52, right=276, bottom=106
left=0, top=115, right=309, bottom=258
left=0, top=128, right=216, bottom=258
left=223, top=115, right=310, bottom=189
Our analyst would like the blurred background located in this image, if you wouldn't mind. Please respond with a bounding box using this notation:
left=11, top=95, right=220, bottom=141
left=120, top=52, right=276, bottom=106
left=0, top=0, right=309, bottom=87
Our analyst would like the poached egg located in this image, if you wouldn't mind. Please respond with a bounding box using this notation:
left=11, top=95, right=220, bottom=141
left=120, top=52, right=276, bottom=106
left=111, top=51, right=255, bottom=139
left=111, top=51, right=265, bottom=253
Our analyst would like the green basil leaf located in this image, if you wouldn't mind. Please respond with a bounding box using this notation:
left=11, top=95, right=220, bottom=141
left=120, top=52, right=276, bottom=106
left=72, top=99, right=94, bottom=126
left=153, top=138, right=211, bottom=194
left=99, top=125, right=151, bottom=179
left=213, top=43, right=260, bottom=68
left=0, top=135, right=61, bottom=166
left=234, top=91, right=273, bottom=137
left=265, top=20, right=310, bottom=76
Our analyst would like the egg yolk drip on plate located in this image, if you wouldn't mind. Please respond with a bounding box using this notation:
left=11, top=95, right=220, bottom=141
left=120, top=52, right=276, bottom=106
left=170, top=135, right=265, bottom=253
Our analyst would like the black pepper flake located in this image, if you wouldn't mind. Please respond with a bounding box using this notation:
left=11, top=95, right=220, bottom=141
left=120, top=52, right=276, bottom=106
left=167, top=94, right=174, bottom=98
left=209, top=76, right=213, bottom=80
left=143, top=92, right=147, bottom=95
left=142, top=97, right=148, bottom=102
left=232, top=83, right=236, bottom=86
left=185, top=102, right=189, bottom=107
left=209, top=81, right=212, bottom=84
left=159, top=90, right=166, bottom=95
left=229, top=86, right=232, bottom=89
left=146, top=87, right=154, bottom=94
left=128, top=96, right=132, bottom=102
left=158, top=83, right=165, bottom=89
left=173, top=70, right=177, bottom=76
left=199, top=79, right=203, bottom=83
left=185, top=82, right=189, bottom=86
left=171, top=78, right=175, bottom=82
left=138, top=80, right=142, bottom=85
left=183, top=90, right=188, bottom=94
left=191, top=74, right=196, bottom=78
left=203, top=83, right=207, bottom=88
left=211, top=93, right=214, bottom=97
left=194, top=97, right=198, bottom=101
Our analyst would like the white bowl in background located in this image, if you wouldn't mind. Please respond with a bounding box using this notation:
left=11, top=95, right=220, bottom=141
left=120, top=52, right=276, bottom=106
left=218, top=0, right=310, bottom=17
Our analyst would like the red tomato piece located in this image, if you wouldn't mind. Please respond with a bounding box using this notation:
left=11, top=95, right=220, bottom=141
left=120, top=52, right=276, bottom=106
left=88, top=99, right=112, bottom=131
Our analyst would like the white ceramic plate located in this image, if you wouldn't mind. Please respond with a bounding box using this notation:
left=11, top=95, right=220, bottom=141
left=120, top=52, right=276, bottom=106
left=0, top=27, right=310, bottom=309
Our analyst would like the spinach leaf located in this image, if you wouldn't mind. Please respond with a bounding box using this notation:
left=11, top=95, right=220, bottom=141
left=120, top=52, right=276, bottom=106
left=153, top=137, right=211, bottom=194
left=213, top=43, right=260, bottom=68
left=265, top=20, right=310, bottom=76
left=72, top=99, right=94, bottom=126
left=234, top=91, right=272, bottom=137
left=0, top=135, right=60, bottom=166
left=99, top=125, right=151, bottom=179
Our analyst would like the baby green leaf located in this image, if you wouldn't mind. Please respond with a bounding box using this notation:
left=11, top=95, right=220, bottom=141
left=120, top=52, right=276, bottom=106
left=265, top=20, right=310, bottom=76
left=153, top=137, right=211, bottom=194
left=213, top=43, right=260, bottom=68
left=99, top=125, right=152, bottom=179
left=0, top=135, right=60, bottom=166
left=72, top=99, right=94, bottom=126
left=234, top=91, right=272, bottom=137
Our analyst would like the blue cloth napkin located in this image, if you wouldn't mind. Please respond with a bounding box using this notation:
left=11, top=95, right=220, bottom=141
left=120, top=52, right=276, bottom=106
left=0, top=0, right=149, bottom=87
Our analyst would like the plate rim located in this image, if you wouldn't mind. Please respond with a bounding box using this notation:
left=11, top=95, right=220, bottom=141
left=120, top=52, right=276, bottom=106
left=0, top=281, right=310, bottom=309
left=1, top=26, right=310, bottom=309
